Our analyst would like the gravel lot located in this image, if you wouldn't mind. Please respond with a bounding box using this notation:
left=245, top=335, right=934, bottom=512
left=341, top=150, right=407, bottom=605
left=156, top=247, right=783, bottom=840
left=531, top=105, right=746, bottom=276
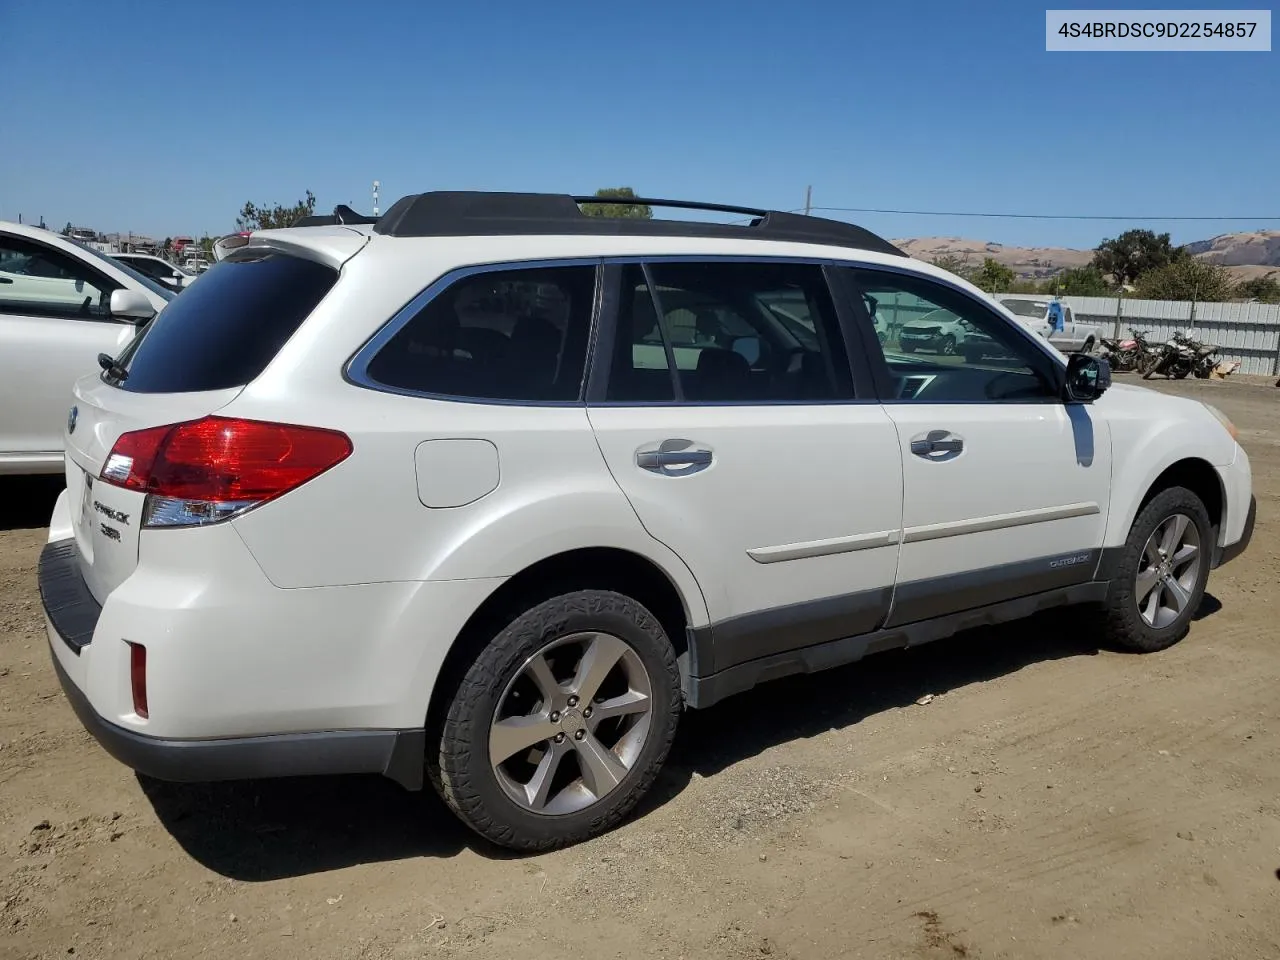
left=2, top=376, right=1278, bottom=960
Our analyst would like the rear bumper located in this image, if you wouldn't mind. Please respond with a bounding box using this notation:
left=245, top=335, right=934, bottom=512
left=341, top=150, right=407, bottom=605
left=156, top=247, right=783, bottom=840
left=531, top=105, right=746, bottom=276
left=39, top=534, right=431, bottom=789
left=48, top=648, right=425, bottom=788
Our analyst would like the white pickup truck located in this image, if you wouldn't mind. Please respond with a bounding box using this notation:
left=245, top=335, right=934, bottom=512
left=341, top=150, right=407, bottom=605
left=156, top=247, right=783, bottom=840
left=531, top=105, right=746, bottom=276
left=996, top=295, right=1100, bottom=354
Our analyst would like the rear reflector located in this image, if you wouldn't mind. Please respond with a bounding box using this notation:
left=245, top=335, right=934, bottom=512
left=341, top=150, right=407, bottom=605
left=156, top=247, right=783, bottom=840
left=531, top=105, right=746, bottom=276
left=128, top=642, right=148, bottom=719
left=100, top=417, right=352, bottom=527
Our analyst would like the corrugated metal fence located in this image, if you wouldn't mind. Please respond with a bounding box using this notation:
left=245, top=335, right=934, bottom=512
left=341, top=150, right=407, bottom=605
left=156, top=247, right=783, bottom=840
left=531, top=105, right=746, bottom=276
left=1049, top=296, right=1280, bottom=376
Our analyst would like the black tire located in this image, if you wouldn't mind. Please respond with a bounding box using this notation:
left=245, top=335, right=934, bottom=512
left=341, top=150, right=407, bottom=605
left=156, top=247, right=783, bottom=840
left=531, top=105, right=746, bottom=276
left=431, top=589, right=681, bottom=851
left=1096, top=486, right=1212, bottom=653
left=1081, top=336, right=1096, bottom=355
left=901, top=343, right=916, bottom=354
left=960, top=347, right=981, bottom=364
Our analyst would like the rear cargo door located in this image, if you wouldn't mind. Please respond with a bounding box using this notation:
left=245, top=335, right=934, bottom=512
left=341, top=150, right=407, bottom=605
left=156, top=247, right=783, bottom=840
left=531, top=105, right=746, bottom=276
left=62, top=243, right=350, bottom=604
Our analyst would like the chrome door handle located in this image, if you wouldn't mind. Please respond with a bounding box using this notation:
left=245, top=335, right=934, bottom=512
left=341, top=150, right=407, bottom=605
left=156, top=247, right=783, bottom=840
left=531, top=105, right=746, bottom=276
left=910, top=430, right=964, bottom=458
left=637, top=449, right=713, bottom=470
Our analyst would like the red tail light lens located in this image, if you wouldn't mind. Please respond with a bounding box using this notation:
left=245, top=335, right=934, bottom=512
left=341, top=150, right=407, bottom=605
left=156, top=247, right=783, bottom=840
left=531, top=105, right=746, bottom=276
left=100, top=417, right=352, bottom=527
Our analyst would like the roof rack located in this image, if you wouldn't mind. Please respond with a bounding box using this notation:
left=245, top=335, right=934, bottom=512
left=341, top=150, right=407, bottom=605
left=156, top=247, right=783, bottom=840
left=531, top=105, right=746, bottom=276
left=292, top=204, right=379, bottom=228
left=371, top=191, right=904, bottom=256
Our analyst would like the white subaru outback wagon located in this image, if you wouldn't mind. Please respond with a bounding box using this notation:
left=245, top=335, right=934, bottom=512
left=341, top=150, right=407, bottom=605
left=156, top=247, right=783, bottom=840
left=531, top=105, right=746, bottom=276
left=40, top=192, right=1255, bottom=851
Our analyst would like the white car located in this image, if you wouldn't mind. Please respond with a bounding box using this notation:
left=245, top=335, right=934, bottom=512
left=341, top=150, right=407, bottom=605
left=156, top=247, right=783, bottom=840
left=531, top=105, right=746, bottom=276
left=111, top=253, right=197, bottom=292
left=39, top=192, right=1255, bottom=851
left=0, top=221, right=173, bottom=475
left=898, top=307, right=971, bottom=356
left=997, top=294, right=1101, bottom=354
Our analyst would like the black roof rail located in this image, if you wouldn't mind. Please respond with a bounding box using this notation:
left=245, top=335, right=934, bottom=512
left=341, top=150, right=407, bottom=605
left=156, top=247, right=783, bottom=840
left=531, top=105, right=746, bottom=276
left=372, top=191, right=904, bottom=256
left=292, top=204, right=379, bottom=228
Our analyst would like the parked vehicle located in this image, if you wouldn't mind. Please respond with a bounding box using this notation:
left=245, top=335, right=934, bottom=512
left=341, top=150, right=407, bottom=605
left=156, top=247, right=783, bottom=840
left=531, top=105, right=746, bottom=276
left=898, top=308, right=969, bottom=355
left=39, top=192, right=1255, bottom=852
left=1143, top=331, right=1199, bottom=380
left=112, top=253, right=197, bottom=292
left=0, top=221, right=173, bottom=475
left=997, top=295, right=1100, bottom=354
left=1188, top=336, right=1222, bottom=379
left=1098, top=329, right=1156, bottom=373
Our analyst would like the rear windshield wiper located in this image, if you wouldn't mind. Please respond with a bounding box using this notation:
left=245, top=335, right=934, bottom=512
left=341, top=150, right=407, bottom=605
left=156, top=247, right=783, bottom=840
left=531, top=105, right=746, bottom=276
left=98, top=352, right=129, bottom=383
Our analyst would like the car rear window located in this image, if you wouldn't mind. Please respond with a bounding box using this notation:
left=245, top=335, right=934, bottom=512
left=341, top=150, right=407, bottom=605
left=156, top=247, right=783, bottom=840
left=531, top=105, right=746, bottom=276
left=113, top=251, right=336, bottom=393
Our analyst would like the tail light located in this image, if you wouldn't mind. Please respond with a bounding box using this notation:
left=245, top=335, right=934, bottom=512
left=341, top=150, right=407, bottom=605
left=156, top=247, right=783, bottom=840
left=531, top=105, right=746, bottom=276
left=100, top=417, right=352, bottom=527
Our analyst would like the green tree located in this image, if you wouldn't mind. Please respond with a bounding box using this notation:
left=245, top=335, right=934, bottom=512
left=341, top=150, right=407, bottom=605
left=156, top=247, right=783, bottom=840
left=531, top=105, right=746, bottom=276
left=1234, top=274, right=1280, bottom=302
left=1133, top=258, right=1234, bottom=302
left=971, top=257, right=1016, bottom=293
left=235, top=190, right=317, bottom=231
left=579, top=187, right=653, bottom=219
left=929, top=253, right=974, bottom=280
left=1005, top=277, right=1051, bottom=294
left=1042, top=264, right=1111, bottom=297
left=1092, top=229, right=1188, bottom=287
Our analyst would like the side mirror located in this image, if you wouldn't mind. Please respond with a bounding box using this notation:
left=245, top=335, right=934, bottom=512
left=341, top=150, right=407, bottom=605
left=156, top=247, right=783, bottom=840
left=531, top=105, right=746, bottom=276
left=1063, top=353, right=1111, bottom=403
left=109, top=288, right=156, bottom=323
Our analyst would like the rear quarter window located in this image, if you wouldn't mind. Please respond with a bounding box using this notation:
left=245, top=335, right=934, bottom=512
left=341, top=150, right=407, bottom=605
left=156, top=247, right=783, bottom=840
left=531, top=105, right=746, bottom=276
left=114, top=251, right=336, bottom=393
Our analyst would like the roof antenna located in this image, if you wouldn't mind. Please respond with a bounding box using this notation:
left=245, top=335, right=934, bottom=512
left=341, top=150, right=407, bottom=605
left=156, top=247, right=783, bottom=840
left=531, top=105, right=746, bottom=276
left=373, top=181, right=380, bottom=218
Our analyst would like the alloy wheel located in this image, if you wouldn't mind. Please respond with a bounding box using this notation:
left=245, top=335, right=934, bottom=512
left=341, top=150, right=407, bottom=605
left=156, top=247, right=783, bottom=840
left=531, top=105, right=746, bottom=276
left=1135, top=513, right=1202, bottom=628
left=489, top=632, right=653, bottom=815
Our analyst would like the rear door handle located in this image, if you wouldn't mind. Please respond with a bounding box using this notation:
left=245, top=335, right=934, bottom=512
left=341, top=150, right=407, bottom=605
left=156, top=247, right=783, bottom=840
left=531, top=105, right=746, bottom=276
left=636, top=440, right=713, bottom=474
left=910, top=430, right=964, bottom=459
left=637, top=450, right=712, bottom=469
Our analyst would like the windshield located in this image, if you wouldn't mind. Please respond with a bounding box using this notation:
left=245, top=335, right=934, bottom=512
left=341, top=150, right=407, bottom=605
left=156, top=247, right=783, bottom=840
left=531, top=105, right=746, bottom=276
left=66, top=238, right=175, bottom=302
left=1000, top=298, right=1049, bottom=319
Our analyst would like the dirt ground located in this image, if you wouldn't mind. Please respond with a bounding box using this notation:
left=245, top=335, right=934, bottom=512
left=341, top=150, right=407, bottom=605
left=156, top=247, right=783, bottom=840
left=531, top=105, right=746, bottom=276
left=3, top=375, right=1279, bottom=960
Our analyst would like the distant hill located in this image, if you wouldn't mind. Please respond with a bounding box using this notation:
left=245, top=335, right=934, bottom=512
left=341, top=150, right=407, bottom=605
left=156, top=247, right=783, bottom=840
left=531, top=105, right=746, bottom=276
left=895, top=230, right=1280, bottom=283
left=1184, top=230, right=1280, bottom=268
left=893, top=237, right=1091, bottom=279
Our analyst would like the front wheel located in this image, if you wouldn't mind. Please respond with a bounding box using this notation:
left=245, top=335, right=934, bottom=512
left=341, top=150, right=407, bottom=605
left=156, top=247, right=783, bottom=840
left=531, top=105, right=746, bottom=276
left=431, top=590, right=681, bottom=851
left=939, top=334, right=957, bottom=356
left=1096, top=486, right=1212, bottom=653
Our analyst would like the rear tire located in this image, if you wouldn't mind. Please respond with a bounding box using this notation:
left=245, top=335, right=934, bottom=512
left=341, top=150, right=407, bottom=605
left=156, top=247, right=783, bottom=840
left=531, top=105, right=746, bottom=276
left=901, top=343, right=916, bottom=354
left=430, top=590, right=681, bottom=851
left=1096, top=486, right=1212, bottom=653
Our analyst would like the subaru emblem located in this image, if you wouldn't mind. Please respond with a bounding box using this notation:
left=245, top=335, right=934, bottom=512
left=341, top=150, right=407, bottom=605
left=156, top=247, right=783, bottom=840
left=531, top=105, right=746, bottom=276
left=67, top=406, right=78, bottom=434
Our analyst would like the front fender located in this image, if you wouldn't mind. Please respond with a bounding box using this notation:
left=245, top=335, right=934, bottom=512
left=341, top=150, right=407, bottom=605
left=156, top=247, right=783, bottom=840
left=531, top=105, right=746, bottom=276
left=1103, top=418, right=1233, bottom=549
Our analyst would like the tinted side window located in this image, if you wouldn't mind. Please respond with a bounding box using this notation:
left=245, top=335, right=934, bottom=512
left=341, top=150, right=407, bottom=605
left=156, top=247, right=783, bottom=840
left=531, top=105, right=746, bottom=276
left=847, top=269, right=1058, bottom=403
left=365, top=265, right=595, bottom=402
left=115, top=251, right=336, bottom=393
left=0, top=235, right=119, bottom=321
left=605, top=261, right=853, bottom=404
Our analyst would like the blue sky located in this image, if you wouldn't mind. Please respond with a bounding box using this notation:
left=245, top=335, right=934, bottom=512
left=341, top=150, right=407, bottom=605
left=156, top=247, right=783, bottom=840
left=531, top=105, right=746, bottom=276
left=1, top=0, right=1275, bottom=249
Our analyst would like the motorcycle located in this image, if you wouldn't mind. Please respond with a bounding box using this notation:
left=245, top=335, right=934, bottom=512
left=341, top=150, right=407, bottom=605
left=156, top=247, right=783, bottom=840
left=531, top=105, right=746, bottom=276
left=1142, top=331, right=1197, bottom=380
left=1100, top=328, right=1153, bottom=373
left=1189, top=337, right=1221, bottom=379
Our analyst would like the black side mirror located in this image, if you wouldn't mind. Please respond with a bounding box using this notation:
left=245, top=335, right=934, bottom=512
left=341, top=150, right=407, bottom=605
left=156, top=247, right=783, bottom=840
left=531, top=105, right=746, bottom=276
left=1063, top=353, right=1111, bottom=403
